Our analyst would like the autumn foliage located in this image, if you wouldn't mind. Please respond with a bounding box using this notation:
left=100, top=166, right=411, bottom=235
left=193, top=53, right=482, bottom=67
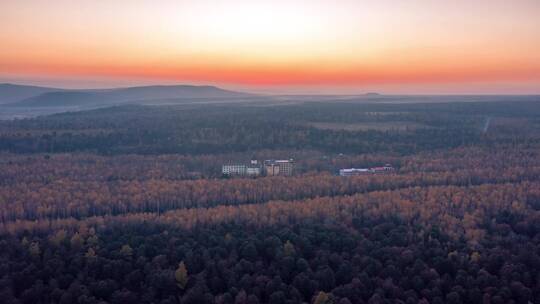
left=0, top=101, right=539, bottom=303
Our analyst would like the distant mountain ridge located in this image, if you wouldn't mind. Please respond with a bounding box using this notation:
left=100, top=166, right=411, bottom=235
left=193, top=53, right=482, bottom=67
left=0, top=83, right=66, bottom=104
left=4, top=84, right=255, bottom=107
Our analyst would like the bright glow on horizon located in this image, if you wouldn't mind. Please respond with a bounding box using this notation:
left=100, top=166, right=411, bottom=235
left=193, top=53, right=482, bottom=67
left=1, top=0, right=539, bottom=94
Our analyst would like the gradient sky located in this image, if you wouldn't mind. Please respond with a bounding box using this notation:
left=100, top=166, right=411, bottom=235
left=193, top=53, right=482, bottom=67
left=1, top=0, right=540, bottom=94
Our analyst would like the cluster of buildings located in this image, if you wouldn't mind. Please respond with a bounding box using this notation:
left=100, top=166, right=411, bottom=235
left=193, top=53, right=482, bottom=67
left=222, top=159, right=394, bottom=178
left=339, top=164, right=395, bottom=176
left=222, top=159, right=295, bottom=177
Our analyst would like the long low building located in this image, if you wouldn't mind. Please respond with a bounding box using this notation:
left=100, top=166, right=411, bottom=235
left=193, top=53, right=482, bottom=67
left=339, top=164, right=395, bottom=176
left=339, top=168, right=370, bottom=176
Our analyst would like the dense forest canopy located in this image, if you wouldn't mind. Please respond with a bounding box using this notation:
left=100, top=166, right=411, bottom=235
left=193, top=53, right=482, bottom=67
left=1, top=99, right=540, bottom=303
left=2, top=100, right=539, bottom=155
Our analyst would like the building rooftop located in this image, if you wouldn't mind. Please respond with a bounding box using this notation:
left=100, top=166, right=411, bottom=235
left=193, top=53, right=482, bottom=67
left=340, top=168, right=369, bottom=172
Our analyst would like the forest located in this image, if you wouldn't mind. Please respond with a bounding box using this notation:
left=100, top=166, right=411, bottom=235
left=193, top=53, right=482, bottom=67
left=1, top=99, right=540, bottom=303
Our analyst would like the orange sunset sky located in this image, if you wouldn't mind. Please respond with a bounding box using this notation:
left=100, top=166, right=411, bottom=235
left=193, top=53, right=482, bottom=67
left=1, top=0, right=539, bottom=94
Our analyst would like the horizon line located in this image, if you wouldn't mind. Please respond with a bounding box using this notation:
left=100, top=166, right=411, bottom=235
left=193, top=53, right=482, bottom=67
left=2, top=81, right=540, bottom=97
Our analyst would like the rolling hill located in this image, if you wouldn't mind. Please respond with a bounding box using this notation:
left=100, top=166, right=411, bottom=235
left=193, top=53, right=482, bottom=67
left=0, top=83, right=65, bottom=104
left=7, top=85, right=255, bottom=107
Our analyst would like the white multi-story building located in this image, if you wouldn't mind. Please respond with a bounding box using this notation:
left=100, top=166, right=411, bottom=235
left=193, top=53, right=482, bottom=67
left=222, top=160, right=263, bottom=177
left=222, top=164, right=247, bottom=176
left=264, top=159, right=294, bottom=176
left=223, top=159, right=295, bottom=177
left=246, top=167, right=261, bottom=176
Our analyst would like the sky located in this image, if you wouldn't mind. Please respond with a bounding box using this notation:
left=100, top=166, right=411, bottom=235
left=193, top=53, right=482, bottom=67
left=1, top=0, right=539, bottom=94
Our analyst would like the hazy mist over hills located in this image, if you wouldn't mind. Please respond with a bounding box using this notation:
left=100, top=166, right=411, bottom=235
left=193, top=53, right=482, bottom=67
left=4, top=84, right=254, bottom=107
left=0, top=83, right=65, bottom=104
left=1, top=82, right=540, bottom=121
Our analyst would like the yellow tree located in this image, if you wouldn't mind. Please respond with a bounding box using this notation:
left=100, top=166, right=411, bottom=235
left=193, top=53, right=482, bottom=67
left=313, top=291, right=333, bottom=304
left=85, top=248, right=97, bottom=259
left=120, top=244, right=133, bottom=258
left=175, top=261, right=189, bottom=289
left=284, top=240, right=296, bottom=256
left=70, top=233, right=84, bottom=251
